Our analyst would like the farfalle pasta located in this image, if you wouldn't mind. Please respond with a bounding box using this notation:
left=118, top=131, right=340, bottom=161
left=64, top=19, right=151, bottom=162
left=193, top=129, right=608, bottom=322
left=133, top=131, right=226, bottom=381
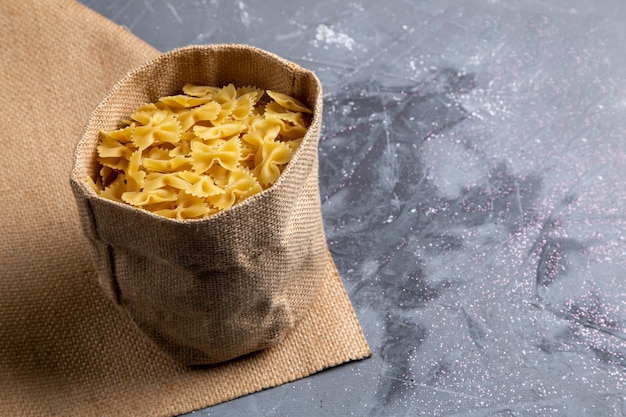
left=90, top=83, right=312, bottom=219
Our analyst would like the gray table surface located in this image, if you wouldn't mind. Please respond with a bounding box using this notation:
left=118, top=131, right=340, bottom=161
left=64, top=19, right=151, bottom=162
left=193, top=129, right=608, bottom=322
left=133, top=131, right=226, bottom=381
left=79, top=1, right=626, bottom=416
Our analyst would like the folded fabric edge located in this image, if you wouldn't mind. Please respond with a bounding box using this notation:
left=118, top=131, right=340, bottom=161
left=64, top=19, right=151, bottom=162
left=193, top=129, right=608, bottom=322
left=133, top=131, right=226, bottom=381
left=67, top=0, right=160, bottom=57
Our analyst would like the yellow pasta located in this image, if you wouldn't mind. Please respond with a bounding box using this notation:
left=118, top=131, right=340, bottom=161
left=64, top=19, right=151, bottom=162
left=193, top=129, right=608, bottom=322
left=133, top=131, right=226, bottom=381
left=157, top=94, right=213, bottom=109
left=193, top=123, right=244, bottom=142
left=231, top=93, right=257, bottom=120
left=126, top=150, right=146, bottom=190
left=177, top=171, right=223, bottom=198
left=264, top=101, right=309, bottom=126
left=236, top=85, right=264, bottom=99
left=154, top=191, right=214, bottom=220
left=182, top=83, right=220, bottom=98
left=99, top=174, right=126, bottom=202
left=178, top=102, right=221, bottom=131
left=190, top=136, right=241, bottom=174
left=122, top=188, right=179, bottom=206
left=142, top=172, right=190, bottom=192
left=215, top=83, right=238, bottom=104
left=130, top=106, right=182, bottom=150
left=253, top=140, right=293, bottom=186
left=207, top=169, right=263, bottom=211
left=90, top=83, right=311, bottom=219
left=266, top=90, right=313, bottom=114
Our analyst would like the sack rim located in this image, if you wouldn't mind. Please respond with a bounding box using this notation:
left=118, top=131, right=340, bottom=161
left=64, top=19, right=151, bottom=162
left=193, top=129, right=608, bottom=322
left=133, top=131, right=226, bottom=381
left=70, top=43, right=323, bottom=223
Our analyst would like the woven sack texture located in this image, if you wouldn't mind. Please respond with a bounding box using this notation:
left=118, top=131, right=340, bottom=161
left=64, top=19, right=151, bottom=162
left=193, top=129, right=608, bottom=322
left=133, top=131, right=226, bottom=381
left=71, top=45, right=327, bottom=365
left=1, top=1, right=370, bottom=414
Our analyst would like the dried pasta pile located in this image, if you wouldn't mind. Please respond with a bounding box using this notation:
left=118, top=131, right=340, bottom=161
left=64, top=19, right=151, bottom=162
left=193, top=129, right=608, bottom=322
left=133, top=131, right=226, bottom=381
left=89, top=83, right=312, bottom=219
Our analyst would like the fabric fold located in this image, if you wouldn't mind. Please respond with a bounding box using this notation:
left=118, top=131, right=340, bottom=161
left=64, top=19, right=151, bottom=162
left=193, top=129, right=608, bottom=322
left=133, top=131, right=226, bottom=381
left=0, top=1, right=370, bottom=416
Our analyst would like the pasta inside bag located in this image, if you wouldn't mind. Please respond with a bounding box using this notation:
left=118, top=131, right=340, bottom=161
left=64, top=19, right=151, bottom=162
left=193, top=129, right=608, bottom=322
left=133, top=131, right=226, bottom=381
left=70, top=45, right=327, bottom=365
left=89, top=83, right=313, bottom=220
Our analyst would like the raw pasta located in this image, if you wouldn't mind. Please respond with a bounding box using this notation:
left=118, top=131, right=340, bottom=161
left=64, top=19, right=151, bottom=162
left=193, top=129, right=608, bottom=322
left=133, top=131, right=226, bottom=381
left=90, top=83, right=311, bottom=219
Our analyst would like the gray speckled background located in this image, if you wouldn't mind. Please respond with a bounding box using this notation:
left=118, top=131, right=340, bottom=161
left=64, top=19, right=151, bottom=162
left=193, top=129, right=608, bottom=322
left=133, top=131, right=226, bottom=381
left=79, top=1, right=626, bottom=415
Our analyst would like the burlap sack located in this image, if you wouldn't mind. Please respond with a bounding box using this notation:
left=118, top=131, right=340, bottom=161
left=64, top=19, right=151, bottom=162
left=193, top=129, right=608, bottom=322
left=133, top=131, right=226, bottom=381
left=70, top=45, right=327, bottom=365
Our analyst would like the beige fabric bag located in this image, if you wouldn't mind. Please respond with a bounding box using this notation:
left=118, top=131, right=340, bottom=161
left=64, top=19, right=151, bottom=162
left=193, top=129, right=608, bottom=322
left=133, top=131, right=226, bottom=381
left=71, top=45, right=328, bottom=365
left=1, top=0, right=370, bottom=415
